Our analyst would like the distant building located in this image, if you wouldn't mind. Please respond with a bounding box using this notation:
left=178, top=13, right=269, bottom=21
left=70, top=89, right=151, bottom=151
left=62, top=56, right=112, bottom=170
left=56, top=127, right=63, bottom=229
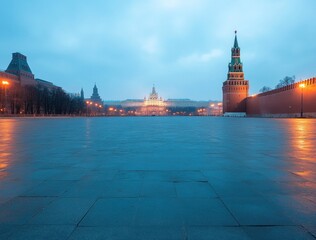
left=140, top=85, right=166, bottom=115
left=165, top=99, right=210, bottom=108
left=89, top=84, right=102, bottom=104
left=85, top=84, right=103, bottom=114
left=103, top=85, right=222, bottom=116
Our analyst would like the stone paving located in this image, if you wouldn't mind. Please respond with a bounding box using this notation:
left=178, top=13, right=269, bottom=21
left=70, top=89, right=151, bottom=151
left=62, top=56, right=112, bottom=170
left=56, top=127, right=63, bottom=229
left=0, top=117, right=316, bottom=239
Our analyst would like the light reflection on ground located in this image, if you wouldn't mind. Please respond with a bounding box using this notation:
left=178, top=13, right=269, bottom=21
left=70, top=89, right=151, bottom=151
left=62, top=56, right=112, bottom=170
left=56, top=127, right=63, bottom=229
left=0, top=117, right=315, bottom=239
left=0, top=119, right=15, bottom=178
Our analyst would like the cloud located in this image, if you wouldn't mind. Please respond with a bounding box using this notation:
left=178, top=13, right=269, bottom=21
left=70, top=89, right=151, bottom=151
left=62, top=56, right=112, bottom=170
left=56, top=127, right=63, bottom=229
left=155, top=0, right=205, bottom=11
left=1, top=0, right=316, bottom=100
left=141, top=36, right=161, bottom=55
left=178, top=49, right=223, bottom=64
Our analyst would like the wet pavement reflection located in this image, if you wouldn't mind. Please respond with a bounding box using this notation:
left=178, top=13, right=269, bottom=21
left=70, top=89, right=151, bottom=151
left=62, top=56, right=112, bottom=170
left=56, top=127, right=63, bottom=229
left=0, top=117, right=315, bottom=239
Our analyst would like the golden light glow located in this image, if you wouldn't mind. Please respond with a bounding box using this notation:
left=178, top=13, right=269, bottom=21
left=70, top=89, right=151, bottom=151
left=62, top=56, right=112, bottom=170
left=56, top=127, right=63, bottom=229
left=2, top=80, right=9, bottom=85
left=109, top=107, right=114, bottom=111
left=299, top=83, right=306, bottom=88
left=0, top=120, right=15, bottom=180
left=287, top=120, right=315, bottom=180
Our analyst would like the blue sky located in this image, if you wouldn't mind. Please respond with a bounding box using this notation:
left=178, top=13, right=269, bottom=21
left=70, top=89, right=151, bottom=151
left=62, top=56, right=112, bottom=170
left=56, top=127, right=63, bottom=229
left=1, top=0, right=315, bottom=100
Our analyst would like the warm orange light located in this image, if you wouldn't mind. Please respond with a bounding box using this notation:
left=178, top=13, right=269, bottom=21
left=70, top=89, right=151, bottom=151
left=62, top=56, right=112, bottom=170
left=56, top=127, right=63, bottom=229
left=299, top=83, right=306, bottom=88
left=2, top=81, right=9, bottom=85
left=86, top=101, right=90, bottom=104
left=109, top=107, right=114, bottom=111
left=211, top=104, right=215, bottom=107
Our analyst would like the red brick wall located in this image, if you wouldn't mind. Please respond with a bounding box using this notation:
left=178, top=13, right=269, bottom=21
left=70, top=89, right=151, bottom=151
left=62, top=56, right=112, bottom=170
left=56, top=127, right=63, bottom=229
left=0, top=71, right=19, bottom=84
left=246, top=78, right=316, bottom=117
left=222, top=80, right=249, bottom=113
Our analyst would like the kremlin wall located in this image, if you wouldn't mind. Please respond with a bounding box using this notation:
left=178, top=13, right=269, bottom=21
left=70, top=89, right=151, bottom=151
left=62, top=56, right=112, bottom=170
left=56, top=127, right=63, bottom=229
left=222, top=32, right=316, bottom=118
left=246, top=78, right=316, bottom=117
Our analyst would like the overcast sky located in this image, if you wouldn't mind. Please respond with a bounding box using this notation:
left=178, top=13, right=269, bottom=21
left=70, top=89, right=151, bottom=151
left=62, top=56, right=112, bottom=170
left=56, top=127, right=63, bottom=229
left=1, top=0, right=315, bottom=100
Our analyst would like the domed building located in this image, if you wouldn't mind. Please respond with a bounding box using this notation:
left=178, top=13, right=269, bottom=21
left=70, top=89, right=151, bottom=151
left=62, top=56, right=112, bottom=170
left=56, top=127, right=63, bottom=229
left=140, top=85, right=166, bottom=116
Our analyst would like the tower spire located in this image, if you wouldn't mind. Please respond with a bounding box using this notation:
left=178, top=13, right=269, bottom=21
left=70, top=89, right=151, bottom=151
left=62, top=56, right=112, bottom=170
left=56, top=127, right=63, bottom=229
left=234, top=30, right=239, bottom=48
left=229, top=30, right=242, bottom=73
left=152, top=84, right=156, bottom=94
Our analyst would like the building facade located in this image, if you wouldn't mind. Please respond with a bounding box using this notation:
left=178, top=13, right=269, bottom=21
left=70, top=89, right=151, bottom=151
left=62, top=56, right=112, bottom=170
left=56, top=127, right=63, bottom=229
left=1, top=53, right=62, bottom=114
left=140, top=85, right=167, bottom=115
left=1, top=52, right=59, bottom=88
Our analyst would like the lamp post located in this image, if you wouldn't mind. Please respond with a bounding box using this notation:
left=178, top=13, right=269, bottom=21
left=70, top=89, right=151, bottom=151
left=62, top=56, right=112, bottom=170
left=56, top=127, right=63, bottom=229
left=299, top=83, right=306, bottom=118
left=2, top=81, right=9, bottom=114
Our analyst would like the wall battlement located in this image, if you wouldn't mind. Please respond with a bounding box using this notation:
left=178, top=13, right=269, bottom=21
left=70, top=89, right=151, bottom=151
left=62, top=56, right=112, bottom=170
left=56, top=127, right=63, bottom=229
left=254, top=77, right=316, bottom=97
left=246, top=78, right=316, bottom=117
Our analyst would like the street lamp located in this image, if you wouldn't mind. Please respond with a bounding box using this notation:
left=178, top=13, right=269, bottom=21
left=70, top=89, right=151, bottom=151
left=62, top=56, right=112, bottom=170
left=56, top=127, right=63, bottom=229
left=299, top=83, right=306, bottom=118
left=2, top=81, right=9, bottom=114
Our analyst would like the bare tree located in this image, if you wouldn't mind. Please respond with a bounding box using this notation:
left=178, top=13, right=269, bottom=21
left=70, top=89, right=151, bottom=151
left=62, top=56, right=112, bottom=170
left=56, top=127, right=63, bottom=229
left=259, top=86, right=272, bottom=93
left=275, top=76, right=295, bottom=89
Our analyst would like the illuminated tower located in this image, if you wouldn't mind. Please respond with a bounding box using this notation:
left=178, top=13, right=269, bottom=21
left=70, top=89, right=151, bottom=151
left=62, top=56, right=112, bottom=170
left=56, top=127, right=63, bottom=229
left=222, top=31, right=249, bottom=114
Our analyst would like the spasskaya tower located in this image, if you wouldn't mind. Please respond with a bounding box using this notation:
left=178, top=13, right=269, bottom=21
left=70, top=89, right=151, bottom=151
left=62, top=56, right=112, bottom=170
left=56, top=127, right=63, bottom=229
left=222, top=31, right=249, bottom=114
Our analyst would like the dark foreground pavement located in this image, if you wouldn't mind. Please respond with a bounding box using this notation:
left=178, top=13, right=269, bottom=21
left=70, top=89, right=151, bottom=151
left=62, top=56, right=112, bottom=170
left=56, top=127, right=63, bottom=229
left=0, top=117, right=316, bottom=239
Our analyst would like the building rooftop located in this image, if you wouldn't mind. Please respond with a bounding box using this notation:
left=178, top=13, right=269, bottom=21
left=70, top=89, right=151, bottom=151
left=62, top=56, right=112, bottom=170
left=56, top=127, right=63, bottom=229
left=6, top=52, right=33, bottom=75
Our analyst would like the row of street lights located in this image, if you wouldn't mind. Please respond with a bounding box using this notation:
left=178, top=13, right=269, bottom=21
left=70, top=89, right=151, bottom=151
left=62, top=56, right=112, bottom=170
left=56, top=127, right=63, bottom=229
left=85, top=101, right=103, bottom=116
left=0, top=80, right=308, bottom=117
left=86, top=101, right=103, bottom=109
